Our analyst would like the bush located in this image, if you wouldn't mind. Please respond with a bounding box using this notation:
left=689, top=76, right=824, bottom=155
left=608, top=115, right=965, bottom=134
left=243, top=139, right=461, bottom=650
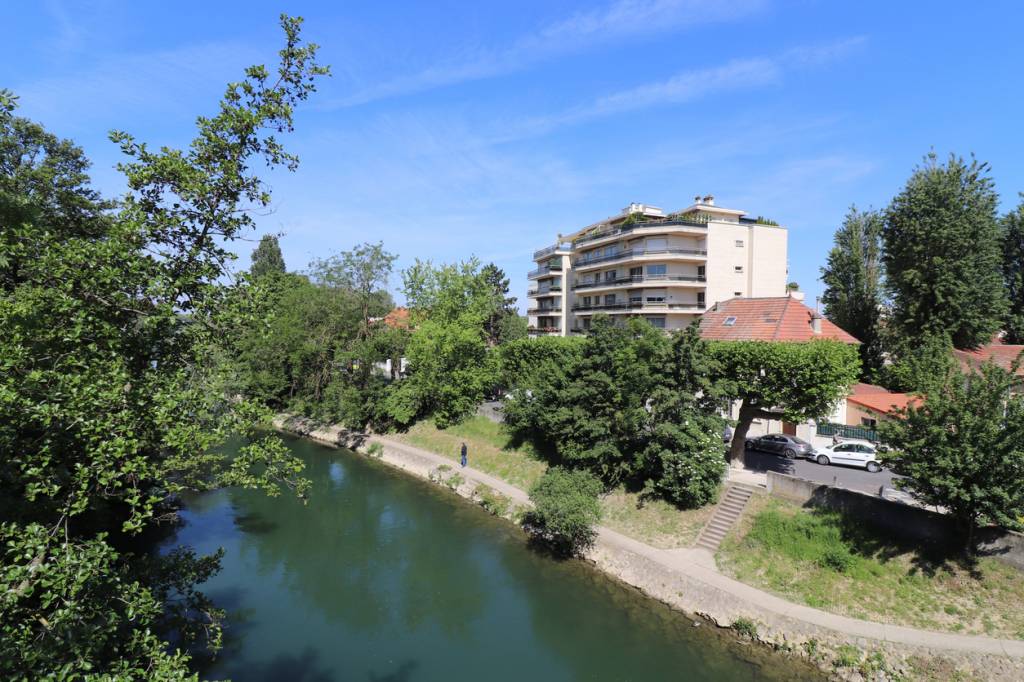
left=731, top=617, right=758, bottom=639
left=525, top=468, right=603, bottom=556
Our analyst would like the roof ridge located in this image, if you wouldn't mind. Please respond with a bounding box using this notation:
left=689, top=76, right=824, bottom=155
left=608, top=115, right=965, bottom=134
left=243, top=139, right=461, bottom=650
left=772, top=296, right=793, bottom=342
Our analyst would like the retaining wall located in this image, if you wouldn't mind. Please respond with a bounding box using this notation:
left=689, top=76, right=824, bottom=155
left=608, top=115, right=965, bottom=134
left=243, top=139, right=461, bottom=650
left=766, top=471, right=1024, bottom=569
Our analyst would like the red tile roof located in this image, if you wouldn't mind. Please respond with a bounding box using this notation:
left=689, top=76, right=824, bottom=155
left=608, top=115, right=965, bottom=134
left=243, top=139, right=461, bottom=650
left=851, top=382, right=890, bottom=395
left=848, top=391, right=919, bottom=415
left=953, top=342, right=1024, bottom=377
left=698, top=297, right=860, bottom=343
left=381, top=307, right=410, bottom=329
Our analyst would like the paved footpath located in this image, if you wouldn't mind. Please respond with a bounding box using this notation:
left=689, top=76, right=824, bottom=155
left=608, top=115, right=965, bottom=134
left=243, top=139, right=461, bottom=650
left=277, top=417, right=1024, bottom=661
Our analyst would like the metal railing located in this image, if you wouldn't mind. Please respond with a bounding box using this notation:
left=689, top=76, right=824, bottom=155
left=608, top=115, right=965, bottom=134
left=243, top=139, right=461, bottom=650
left=571, top=301, right=704, bottom=312
left=573, top=247, right=707, bottom=267
left=533, top=243, right=572, bottom=260
left=527, top=263, right=563, bottom=278
left=573, top=219, right=708, bottom=247
left=527, top=306, right=562, bottom=315
left=527, top=326, right=562, bottom=334
left=573, top=274, right=706, bottom=290
left=816, top=422, right=879, bottom=443
left=527, top=285, right=563, bottom=296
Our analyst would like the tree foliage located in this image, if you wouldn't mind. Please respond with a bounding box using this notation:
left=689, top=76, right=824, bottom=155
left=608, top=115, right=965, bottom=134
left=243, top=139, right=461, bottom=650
left=0, top=15, right=326, bottom=679
left=504, top=317, right=727, bottom=507
left=526, top=467, right=603, bottom=556
left=883, top=153, right=1007, bottom=349
left=879, top=360, right=1024, bottom=552
left=710, top=340, right=861, bottom=464
left=1002, top=197, right=1024, bottom=344
left=820, top=206, right=885, bottom=377
left=250, top=234, right=286, bottom=278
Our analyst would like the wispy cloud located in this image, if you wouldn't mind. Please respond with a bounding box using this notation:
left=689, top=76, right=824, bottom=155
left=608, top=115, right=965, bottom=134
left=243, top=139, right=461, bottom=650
left=327, top=0, right=767, bottom=107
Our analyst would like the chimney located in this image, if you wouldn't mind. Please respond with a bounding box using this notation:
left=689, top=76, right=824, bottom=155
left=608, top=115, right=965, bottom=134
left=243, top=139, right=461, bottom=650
left=694, top=195, right=702, bottom=204
left=703, top=194, right=715, bottom=206
left=810, top=312, right=822, bottom=335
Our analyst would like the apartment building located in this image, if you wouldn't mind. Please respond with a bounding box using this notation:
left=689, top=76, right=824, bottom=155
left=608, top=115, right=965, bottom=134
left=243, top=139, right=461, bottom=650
left=527, top=196, right=788, bottom=336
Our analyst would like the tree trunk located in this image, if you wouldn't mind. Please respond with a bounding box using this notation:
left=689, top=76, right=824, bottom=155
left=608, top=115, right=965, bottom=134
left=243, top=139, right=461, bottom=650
left=729, top=401, right=757, bottom=466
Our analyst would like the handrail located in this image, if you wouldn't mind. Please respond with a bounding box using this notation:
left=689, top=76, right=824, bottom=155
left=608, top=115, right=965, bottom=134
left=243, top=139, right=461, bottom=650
left=527, top=263, right=564, bottom=278
left=533, top=243, right=572, bottom=259
left=573, top=274, right=706, bottom=290
left=573, top=219, right=708, bottom=247
left=573, top=248, right=707, bottom=267
left=527, top=285, right=563, bottom=296
left=527, top=307, right=562, bottom=314
left=527, top=326, right=562, bottom=334
left=571, top=301, right=704, bottom=312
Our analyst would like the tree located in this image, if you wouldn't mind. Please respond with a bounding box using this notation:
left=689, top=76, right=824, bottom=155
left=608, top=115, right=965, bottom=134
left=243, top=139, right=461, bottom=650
left=820, top=207, right=885, bottom=377
left=386, top=258, right=499, bottom=427
left=883, top=153, right=1007, bottom=349
left=526, top=467, right=603, bottom=556
left=0, top=16, right=326, bottom=678
left=503, top=317, right=727, bottom=507
left=876, top=329, right=956, bottom=393
left=1002, top=197, right=1024, bottom=344
left=309, top=241, right=396, bottom=338
left=480, top=262, right=518, bottom=345
left=250, top=233, right=286, bottom=278
left=879, top=361, right=1024, bottom=553
left=711, top=340, right=861, bottom=465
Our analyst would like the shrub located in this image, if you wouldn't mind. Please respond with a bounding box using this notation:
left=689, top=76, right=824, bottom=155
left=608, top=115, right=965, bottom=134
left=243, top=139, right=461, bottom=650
left=731, top=617, right=758, bottom=640
left=366, top=442, right=384, bottom=458
left=477, top=485, right=511, bottom=517
left=525, top=468, right=603, bottom=556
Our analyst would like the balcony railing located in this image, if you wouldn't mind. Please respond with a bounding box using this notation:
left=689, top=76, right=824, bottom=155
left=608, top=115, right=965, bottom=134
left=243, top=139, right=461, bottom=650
left=573, top=247, right=706, bottom=268
left=527, top=285, right=563, bottom=296
left=527, top=306, right=562, bottom=315
left=527, top=263, right=564, bottom=279
left=573, top=274, right=706, bottom=290
left=571, top=301, right=704, bottom=313
left=527, top=326, right=562, bottom=334
left=533, top=242, right=572, bottom=260
left=573, top=219, right=708, bottom=247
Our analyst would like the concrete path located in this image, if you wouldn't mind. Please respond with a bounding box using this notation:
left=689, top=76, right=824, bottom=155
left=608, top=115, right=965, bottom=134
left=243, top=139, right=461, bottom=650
left=274, top=418, right=1024, bottom=661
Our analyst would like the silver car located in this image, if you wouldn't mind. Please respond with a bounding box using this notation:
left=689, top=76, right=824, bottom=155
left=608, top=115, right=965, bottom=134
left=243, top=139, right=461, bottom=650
left=744, top=434, right=814, bottom=459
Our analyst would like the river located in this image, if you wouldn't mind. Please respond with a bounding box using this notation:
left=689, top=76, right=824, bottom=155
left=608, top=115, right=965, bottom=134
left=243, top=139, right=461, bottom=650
left=168, top=433, right=821, bottom=681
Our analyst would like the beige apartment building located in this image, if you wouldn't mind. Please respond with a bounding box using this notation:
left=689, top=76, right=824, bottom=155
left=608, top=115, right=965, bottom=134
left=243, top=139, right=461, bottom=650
left=527, top=196, right=789, bottom=336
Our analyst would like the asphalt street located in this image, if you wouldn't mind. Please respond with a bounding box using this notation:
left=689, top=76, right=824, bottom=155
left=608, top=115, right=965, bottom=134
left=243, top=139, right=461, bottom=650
left=742, top=446, right=904, bottom=497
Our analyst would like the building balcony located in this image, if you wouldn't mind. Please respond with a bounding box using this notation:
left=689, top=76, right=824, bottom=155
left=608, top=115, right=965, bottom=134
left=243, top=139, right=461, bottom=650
left=527, top=306, right=562, bottom=315
left=527, top=326, right=562, bottom=335
left=527, top=285, right=563, bottom=297
left=571, top=301, right=705, bottom=314
left=527, top=263, right=564, bottom=279
left=572, top=247, right=706, bottom=270
left=572, top=219, right=708, bottom=248
left=573, top=274, right=706, bottom=291
left=533, top=242, right=572, bottom=260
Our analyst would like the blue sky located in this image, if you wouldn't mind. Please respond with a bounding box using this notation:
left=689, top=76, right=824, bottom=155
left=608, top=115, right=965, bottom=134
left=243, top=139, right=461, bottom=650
left=4, top=0, right=1023, bottom=310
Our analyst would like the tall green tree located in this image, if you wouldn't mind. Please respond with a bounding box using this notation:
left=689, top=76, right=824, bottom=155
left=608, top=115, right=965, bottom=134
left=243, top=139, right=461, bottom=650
left=820, top=206, right=885, bottom=377
left=1002, top=196, right=1024, bottom=344
left=883, top=153, right=1007, bottom=349
left=880, top=361, right=1024, bottom=553
left=0, top=16, right=326, bottom=679
left=480, top=262, right=518, bottom=345
left=250, top=233, right=286, bottom=278
left=711, top=340, right=860, bottom=465
left=309, top=241, right=396, bottom=338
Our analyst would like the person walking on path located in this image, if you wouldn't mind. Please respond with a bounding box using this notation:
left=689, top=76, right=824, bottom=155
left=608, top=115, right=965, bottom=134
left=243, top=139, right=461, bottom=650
left=460, top=442, right=468, bottom=468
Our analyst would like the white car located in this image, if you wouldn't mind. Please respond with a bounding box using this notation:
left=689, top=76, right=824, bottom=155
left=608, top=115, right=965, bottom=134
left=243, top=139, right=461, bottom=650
left=810, top=441, right=883, bottom=473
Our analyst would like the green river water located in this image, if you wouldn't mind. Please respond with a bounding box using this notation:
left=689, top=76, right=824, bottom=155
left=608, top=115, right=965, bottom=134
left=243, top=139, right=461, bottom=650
left=168, top=434, right=821, bottom=681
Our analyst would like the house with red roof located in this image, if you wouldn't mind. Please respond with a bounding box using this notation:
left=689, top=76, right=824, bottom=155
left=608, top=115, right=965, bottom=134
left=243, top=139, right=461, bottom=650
left=953, top=338, right=1024, bottom=380
left=845, top=383, right=919, bottom=430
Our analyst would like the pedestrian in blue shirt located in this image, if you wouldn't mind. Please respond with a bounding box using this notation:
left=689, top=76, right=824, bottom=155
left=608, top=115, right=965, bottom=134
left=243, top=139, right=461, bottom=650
left=460, top=442, right=468, bottom=468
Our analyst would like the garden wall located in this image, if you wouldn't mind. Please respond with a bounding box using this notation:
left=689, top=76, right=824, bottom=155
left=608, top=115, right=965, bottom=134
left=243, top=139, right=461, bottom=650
left=766, top=471, right=1024, bottom=570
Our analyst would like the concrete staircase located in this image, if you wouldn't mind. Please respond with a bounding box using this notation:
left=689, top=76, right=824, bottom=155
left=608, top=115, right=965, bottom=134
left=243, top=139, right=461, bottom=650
left=694, top=483, right=758, bottom=552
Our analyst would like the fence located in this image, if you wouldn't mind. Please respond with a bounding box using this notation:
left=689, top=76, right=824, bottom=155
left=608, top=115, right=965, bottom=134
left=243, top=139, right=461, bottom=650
left=816, top=421, right=878, bottom=443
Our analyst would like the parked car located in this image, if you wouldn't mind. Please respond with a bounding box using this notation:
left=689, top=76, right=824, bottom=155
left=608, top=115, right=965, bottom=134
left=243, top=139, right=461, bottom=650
left=744, top=434, right=814, bottom=459
left=811, top=441, right=883, bottom=473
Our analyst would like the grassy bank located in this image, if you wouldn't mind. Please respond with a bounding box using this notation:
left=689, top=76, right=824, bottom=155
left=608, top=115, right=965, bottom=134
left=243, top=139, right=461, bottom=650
left=718, top=497, right=1024, bottom=639
left=390, top=416, right=716, bottom=549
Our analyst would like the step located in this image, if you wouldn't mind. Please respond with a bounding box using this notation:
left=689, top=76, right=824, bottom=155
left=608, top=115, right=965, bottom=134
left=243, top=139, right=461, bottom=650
left=717, top=501, right=747, bottom=514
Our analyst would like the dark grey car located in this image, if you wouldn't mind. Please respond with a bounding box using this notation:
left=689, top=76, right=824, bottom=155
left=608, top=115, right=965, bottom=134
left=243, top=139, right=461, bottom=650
left=744, top=433, right=814, bottom=459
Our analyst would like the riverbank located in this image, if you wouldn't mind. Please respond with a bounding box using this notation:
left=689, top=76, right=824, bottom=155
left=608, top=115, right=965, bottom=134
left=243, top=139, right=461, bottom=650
left=274, top=415, right=1024, bottom=681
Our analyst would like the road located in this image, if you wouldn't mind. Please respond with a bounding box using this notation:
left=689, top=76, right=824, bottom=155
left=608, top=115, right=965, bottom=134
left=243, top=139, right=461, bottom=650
left=742, top=446, right=906, bottom=497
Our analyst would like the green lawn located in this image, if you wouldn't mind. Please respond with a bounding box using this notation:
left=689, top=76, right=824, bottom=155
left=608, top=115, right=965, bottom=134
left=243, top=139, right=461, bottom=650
left=718, top=497, right=1024, bottom=639
left=390, top=416, right=717, bottom=549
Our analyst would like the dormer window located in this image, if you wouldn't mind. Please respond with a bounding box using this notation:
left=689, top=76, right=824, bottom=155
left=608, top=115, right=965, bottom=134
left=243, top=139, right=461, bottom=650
left=724, top=316, right=737, bottom=326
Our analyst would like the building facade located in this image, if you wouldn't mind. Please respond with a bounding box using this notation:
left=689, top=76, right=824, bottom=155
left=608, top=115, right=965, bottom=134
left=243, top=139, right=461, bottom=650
left=527, top=196, right=788, bottom=336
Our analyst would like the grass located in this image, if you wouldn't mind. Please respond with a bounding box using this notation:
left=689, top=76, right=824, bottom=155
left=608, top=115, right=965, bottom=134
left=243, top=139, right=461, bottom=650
left=599, top=488, right=715, bottom=549
left=718, top=497, right=1024, bottom=639
left=390, top=416, right=718, bottom=550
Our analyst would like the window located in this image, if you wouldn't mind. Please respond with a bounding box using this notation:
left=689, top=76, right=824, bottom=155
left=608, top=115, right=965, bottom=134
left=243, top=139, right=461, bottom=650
left=604, top=270, right=617, bottom=282
left=697, top=265, right=706, bottom=280
left=645, top=237, right=667, bottom=251
left=582, top=296, right=591, bottom=307
left=697, top=292, right=706, bottom=307
left=734, top=265, right=744, bottom=273
left=646, top=290, right=666, bottom=303
left=582, top=317, right=591, bottom=330
left=604, top=294, right=616, bottom=305
left=723, top=316, right=737, bottom=326
left=735, top=239, right=744, bottom=247
left=629, top=266, right=643, bottom=279
left=629, top=295, right=642, bottom=305
left=734, top=291, right=743, bottom=297
left=648, top=317, right=666, bottom=329
left=646, top=264, right=667, bottom=276
left=861, top=417, right=878, bottom=428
